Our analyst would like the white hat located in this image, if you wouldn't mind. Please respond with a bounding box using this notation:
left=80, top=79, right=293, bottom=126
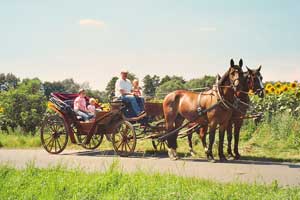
left=121, top=69, right=128, bottom=73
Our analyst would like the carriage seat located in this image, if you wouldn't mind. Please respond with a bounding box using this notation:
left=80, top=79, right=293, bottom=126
left=64, top=100, right=85, bottom=121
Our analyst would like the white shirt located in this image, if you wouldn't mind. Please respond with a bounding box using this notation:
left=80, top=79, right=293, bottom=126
left=115, top=78, right=132, bottom=97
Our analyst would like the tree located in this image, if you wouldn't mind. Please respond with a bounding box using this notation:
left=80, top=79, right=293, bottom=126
left=43, top=81, right=65, bottom=97
left=105, top=76, right=118, bottom=98
left=61, top=78, right=80, bottom=93
left=155, top=79, right=186, bottom=99
left=142, top=75, right=160, bottom=97
left=185, top=75, right=215, bottom=91
left=0, top=79, right=47, bottom=134
left=5, top=73, right=20, bottom=89
left=160, top=75, right=171, bottom=85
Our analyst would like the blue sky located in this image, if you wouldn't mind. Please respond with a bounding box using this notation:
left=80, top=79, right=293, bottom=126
left=0, top=0, right=299, bottom=90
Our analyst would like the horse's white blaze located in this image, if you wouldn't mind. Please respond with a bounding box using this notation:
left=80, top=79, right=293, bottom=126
left=258, top=76, right=264, bottom=89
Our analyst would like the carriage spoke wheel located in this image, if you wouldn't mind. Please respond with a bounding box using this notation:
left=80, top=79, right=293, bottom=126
left=40, top=115, right=68, bottom=154
left=152, top=121, right=168, bottom=152
left=77, top=134, right=104, bottom=150
left=112, top=121, right=136, bottom=157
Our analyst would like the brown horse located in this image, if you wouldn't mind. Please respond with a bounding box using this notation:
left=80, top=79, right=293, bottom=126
left=227, top=65, right=264, bottom=159
left=163, top=59, right=244, bottom=161
left=187, top=65, right=265, bottom=159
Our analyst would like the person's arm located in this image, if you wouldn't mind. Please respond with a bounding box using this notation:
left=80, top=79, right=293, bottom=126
left=120, top=89, right=132, bottom=95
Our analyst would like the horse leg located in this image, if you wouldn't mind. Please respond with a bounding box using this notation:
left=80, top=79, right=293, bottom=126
left=227, top=121, right=234, bottom=159
left=187, top=132, right=196, bottom=156
left=207, top=125, right=217, bottom=162
left=218, top=124, right=227, bottom=162
left=165, top=118, right=177, bottom=160
left=234, top=120, right=243, bottom=160
left=199, top=126, right=208, bottom=154
left=170, top=116, right=184, bottom=159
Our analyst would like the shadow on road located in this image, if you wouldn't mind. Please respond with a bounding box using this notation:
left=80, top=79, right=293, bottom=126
left=61, top=150, right=300, bottom=168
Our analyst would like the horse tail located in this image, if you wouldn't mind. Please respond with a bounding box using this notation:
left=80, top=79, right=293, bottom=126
left=163, top=91, right=182, bottom=130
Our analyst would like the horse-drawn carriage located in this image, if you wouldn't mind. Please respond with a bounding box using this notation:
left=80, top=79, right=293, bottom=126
left=40, top=93, right=166, bottom=156
left=41, top=59, right=264, bottom=161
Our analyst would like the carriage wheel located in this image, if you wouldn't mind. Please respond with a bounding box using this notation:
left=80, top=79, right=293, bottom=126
left=77, top=134, right=104, bottom=150
left=151, top=121, right=167, bottom=151
left=40, top=115, right=68, bottom=154
left=112, top=121, right=136, bottom=157
left=152, top=140, right=168, bottom=152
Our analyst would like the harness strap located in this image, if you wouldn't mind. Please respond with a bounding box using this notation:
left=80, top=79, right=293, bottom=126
left=215, top=84, right=231, bottom=110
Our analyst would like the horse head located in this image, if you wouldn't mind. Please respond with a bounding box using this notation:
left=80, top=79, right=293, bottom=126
left=245, top=65, right=264, bottom=98
left=219, top=59, right=244, bottom=92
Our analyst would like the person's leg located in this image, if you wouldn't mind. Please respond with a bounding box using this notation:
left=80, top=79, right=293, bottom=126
left=121, top=95, right=142, bottom=116
left=136, top=97, right=145, bottom=111
left=75, top=110, right=91, bottom=121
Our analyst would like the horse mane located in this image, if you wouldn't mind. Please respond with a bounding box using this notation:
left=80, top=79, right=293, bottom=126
left=218, top=69, right=230, bottom=86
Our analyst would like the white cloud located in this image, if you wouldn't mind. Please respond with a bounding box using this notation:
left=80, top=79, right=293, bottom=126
left=199, top=27, right=217, bottom=32
left=79, top=19, right=105, bottom=28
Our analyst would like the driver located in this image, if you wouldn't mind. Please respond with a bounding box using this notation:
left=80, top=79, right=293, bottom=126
left=115, top=69, right=145, bottom=116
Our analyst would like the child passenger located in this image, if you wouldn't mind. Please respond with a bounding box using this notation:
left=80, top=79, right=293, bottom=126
left=132, top=79, right=145, bottom=110
left=87, top=98, right=97, bottom=116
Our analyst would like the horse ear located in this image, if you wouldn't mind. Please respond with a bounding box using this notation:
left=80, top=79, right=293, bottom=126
left=258, top=65, right=262, bottom=72
left=246, top=66, right=252, bottom=73
left=239, top=59, right=243, bottom=68
left=216, top=74, right=221, bottom=80
left=230, top=59, right=234, bottom=68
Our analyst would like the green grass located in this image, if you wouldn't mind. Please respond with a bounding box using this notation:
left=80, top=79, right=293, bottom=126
left=0, top=163, right=299, bottom=200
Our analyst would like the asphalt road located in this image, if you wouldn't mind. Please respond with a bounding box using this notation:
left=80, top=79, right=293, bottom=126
left=0, top=149, right=300, bottom=187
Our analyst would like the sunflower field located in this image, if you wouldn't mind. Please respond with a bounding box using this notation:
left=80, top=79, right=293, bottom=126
left=250, top=81, right=300, bottom=117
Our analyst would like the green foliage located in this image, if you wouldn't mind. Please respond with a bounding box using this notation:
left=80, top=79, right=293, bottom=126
left=155, top=79, right=186, bottom=99
left=0, top=79, right=47, bottom=134
left=105, top=76, right=119, bottom=98
left=251, top=91, right=300, bottom=119
left=0, top=73, right=20, bottom=91
left=142, top=74, right=160, bottom=97
left=43, top=78, right=81, bottom=97
left=185, top=75, right=215, bottom=90
left=240, top=112, right=300, bottom=160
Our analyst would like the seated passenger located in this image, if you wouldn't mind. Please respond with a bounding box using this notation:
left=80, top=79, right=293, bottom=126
left=115, top=69, right=145, bottom=117
left=132, top=79, right=145, bottom=110
left=74, top=89, right=94, bottom=121
left=87, top=98, right=97, bottom=116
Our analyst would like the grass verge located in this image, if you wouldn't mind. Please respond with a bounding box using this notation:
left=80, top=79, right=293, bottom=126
left=0, top=163, right=299, bottom=200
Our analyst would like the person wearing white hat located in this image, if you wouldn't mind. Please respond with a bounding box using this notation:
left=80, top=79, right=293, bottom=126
left=115, top=69, right=144, bottom=116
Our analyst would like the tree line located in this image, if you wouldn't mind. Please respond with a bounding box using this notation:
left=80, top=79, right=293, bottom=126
left=0, top=72, right=215, bottom=134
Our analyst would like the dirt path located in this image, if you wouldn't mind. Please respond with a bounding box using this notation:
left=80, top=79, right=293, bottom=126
left=0, top=149, right=300, bottom=187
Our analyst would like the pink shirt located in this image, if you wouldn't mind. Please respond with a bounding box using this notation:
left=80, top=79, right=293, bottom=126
left=74, top=96, right=87, bottom=112
left=87, top=105, right=96, bottom=114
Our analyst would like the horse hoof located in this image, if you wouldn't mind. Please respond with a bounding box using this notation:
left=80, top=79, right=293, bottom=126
left=168, top=149, right=178, bottom=161
left=207, top=154, right=215, bottom=163
left=234, top=154, right=241, bottom=160
left=227, top=153, right=235, bottom=160
left=219, top=156, right=227, bottom=162
left=190, top=150, right=196, bottom=157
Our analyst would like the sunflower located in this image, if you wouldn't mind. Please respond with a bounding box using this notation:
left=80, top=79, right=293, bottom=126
left=275, top=89, right=282, bottom=95
left=265, top=89, right=270, bottom=94
left=290, top=82, right=297, bottom=89
left=274, top=82, right=282, bottom=89
left=269, top=87, right=275, bottom=93
left=265, top=83, right=273, bottom=89
left=280, top=85, right=289, bottom=93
